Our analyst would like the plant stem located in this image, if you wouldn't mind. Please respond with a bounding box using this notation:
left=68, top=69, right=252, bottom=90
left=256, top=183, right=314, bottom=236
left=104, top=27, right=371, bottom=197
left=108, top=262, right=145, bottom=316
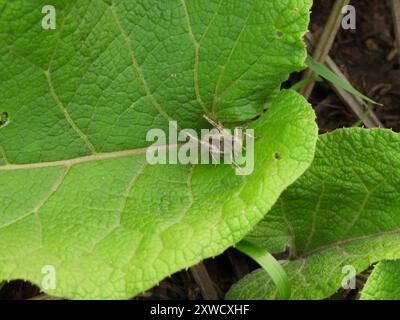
left=391, top=0, right=400, bottom=66
left=305, top=33, right=382, bottom=128
left=300, top=0, right=350, bottom=99
left=190, top=262, right=219, bottom=300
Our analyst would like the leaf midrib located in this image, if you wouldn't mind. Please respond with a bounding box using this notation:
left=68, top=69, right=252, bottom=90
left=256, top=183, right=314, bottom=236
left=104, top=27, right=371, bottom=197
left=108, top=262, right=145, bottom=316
left=0, top=144, right=178, bottom=170
left=296, top=226, right=400, bottom=260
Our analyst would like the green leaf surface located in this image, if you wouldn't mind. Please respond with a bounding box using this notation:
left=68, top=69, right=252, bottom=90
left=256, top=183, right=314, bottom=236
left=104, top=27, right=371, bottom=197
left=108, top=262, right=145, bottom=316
left=0, top=0, right=315, bottom=299
left=361, top=260, right=400, bottom=300
left=227, top=128, right=400, bottom=300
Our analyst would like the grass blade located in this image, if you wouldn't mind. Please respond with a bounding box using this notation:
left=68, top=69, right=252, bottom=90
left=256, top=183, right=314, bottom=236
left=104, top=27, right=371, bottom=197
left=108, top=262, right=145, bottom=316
left=236, top=240, right=291, bottom=300
left=305, top=55, right=381, bottom=105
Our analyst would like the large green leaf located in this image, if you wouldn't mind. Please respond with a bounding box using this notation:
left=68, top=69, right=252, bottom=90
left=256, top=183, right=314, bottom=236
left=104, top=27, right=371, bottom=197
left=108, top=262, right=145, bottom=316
left=361, top=260, right=400, bottom=300
left=227, top=128, right=400, bottom=300
left=0, top=1, right=316, bottom=299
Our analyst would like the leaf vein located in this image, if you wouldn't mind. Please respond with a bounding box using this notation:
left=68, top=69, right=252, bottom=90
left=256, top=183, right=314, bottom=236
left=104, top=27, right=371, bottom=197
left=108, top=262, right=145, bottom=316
left=180, top=0, right=210, bottom=116
left=45, top=70, right=97, bottom=154
left=0, top=145, right=178, bottom=171
left=299, top=227, right=400, bottom=260
left=211, top=11, right=252, bottom=113
left=108, top=2, right=174, bottom=124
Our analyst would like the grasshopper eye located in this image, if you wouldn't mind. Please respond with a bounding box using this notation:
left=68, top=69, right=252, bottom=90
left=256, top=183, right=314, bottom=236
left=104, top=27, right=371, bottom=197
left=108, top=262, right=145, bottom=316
left=0, top=112, right=9, bottom=128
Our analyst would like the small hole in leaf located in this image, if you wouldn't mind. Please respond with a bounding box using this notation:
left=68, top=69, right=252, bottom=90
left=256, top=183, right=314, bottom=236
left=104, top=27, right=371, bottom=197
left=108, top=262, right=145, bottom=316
left=0, top=112, right=9, bottom=128
left=274, top=152, right=282, bottom=160
left=276, top=31, right=284, bottom=38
